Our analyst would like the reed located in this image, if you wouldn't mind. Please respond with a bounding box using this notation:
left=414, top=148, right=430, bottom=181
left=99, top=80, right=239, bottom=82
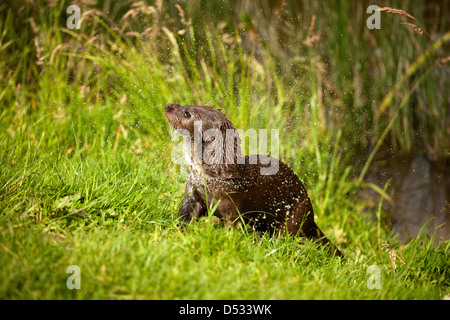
left=2, top=1, right=448, bottom=163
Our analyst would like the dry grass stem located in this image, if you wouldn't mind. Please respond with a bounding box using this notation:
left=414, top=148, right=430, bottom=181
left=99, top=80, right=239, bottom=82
left=378, top=7, right=416, bottom=20
left=401, top=22, right=424, bottom=35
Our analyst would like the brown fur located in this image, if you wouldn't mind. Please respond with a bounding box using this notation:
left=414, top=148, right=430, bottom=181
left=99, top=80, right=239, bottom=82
left=165, top=103, right=343, bottom=257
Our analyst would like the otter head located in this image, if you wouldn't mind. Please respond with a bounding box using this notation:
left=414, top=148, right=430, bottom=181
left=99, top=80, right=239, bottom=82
left=165, top=103, right=234, bottom=135
left=165, top=103, right=242, bottom=175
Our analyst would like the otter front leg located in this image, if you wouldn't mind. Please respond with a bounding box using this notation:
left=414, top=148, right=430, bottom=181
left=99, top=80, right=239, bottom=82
left=178, top=184, right=207, bottom=224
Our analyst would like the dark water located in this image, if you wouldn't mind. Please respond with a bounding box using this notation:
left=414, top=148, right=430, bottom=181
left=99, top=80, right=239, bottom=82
left=364, top=154, right=450, bottom=242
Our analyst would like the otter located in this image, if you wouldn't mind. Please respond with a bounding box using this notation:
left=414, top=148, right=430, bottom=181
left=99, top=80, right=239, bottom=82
left=165, top=103, right=343, bottom=257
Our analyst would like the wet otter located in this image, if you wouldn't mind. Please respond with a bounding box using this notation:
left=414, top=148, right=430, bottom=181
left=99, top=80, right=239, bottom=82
left=165, top=103, right=342, bottom=257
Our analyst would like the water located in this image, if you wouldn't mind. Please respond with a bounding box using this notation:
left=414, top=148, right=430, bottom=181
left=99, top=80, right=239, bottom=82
left=364, top=153, right=450, bottom=242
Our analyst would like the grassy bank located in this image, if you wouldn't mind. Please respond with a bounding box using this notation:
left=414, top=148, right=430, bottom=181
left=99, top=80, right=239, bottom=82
left=0, top=136, right=448, bottom=299
left=0, top=0, right=448, bottom=299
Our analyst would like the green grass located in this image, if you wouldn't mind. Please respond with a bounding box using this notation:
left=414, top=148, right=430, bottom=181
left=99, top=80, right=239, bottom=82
left=0, top=0, right=449, bottom=299
left=0, top=114, right=448, bottom=299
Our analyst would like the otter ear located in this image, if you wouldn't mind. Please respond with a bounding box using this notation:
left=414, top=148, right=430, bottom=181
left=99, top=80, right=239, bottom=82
left=207, top=105, right=222, bottom=111
left=219, top=118, right=234, bottom=131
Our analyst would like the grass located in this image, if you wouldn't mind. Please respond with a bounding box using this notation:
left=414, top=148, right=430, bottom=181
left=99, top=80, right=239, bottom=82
left=0, top=0, right=449, bottom=299
left=0, top=107, right=448, bottom=299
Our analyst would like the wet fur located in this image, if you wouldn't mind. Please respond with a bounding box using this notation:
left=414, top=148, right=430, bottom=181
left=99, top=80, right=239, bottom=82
left=165, top=103, right=343, bottom=257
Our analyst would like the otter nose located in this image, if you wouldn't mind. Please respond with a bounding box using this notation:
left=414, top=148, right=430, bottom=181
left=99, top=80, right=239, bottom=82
left=165, top=103, right=178, bottom=113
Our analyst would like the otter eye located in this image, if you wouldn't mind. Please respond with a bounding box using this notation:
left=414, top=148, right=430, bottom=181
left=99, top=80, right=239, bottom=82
left=184, top=111, right=191, bottom=118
